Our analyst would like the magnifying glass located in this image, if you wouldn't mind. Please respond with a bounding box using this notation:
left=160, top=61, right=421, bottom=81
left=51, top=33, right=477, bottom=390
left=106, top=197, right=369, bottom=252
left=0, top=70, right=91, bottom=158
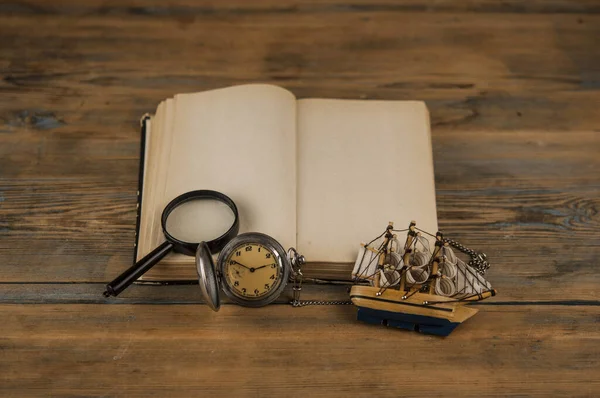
left=103, top=190, right=239, bottom=297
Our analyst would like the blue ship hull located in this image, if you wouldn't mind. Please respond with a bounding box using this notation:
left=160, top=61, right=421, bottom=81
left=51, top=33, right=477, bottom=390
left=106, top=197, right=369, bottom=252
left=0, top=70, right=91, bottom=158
left=356, top=306, right=461, bottom=337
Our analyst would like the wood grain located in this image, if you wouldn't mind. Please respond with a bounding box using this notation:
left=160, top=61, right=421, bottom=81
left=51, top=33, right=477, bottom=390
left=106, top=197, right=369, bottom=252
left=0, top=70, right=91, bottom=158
left=0, top=0, right=599, bottom=395
left=1, top=304, right=599, bottom=397
left=0, top=282, right=352, bottom=304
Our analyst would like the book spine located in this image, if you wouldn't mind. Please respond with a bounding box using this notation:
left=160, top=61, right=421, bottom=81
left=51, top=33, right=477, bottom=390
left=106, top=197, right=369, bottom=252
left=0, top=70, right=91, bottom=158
left=133, top=114, right=151, bottom=266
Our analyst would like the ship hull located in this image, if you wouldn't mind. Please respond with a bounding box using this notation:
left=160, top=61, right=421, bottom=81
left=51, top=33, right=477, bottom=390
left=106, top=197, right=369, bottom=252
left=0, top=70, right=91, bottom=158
left=356, top=307, right=461, bottom=336
left=350, top=285, right=479, bottom=337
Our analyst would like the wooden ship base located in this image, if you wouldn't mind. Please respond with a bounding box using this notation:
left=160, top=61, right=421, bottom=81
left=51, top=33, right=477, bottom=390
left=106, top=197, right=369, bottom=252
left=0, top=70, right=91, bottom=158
left=350, top=285, right=494, bottom=337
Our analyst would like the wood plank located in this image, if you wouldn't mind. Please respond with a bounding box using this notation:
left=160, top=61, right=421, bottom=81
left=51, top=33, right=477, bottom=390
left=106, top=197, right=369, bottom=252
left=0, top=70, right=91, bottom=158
left=3, top=169, right=598, bottom=302
left=3, top=0, right=600, bottom=15
left=1, top=5, right=599, bottom=138
left=1, top=304, right=598, bottom=397
left=0, top=283, right=353, bottom=305
left=1, top=278, right=598, bottom=304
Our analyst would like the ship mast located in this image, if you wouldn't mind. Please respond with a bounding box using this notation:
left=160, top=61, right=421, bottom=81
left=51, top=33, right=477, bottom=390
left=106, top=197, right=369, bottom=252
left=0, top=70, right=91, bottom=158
left=374, top=222, right=395, bottom=288
left=397, top=221, right=416, bottom=292
left=427, top=232, right=444, bottom=295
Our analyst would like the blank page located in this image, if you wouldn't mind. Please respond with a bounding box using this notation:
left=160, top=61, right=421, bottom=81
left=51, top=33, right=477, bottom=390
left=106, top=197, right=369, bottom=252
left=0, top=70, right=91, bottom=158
left=137, top=84, right=297, bottom=266
left=138, top=98, right=175, bottom=260
left=297, top=99, right=438, bottom=263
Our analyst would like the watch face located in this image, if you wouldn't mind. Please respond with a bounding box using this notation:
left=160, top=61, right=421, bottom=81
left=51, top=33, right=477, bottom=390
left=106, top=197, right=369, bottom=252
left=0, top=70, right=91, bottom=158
left=217, top=233, right=289, bottom=307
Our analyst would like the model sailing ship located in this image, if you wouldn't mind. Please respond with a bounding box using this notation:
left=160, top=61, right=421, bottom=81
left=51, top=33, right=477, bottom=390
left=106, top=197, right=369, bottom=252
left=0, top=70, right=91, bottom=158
left=350, top=221, right=496, bottom=336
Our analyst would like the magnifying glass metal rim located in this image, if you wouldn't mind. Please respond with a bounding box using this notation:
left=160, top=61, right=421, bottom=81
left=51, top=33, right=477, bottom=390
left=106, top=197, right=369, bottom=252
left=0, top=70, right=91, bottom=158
left=103, top=189, right=239, bottom=297
left=161, top=189, right=240, bottom=256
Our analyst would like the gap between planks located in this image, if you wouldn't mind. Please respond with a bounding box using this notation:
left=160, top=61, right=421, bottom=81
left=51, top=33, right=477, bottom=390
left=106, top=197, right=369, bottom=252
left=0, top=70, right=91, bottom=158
left=1, top=282, right=598, bottom=306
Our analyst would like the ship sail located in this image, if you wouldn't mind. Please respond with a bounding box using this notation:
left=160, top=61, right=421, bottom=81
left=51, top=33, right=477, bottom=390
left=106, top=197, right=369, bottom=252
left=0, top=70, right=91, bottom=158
left=405, top=235, right=431, bottom=286
left=352, top=244, right=380, bottom=282
left=353, top=241, right=403, bottom=287
left=405, top=251, right=430, bottom=285
left=379, top=252, right=403, bottom=287
left=355, top=224, right=493, bottom=299
left=435, top=245, right=492, bottom=297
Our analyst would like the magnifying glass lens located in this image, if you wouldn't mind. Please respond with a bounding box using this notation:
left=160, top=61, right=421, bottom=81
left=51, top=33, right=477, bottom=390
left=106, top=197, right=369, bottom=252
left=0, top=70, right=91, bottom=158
left=165, top=199, right=236, bottom=243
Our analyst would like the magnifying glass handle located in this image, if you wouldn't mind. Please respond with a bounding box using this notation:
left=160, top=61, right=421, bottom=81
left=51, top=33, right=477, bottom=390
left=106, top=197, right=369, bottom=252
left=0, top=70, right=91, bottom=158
left=103, top=241, right=174, bottom=297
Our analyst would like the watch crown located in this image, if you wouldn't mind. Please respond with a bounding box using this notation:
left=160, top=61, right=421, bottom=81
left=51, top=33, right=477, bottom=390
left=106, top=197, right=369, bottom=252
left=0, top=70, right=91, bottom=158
left=297, top=255, right=306, bottom=266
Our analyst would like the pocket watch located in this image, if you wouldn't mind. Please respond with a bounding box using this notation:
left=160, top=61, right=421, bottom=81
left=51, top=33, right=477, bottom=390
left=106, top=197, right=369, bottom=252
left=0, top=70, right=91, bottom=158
left=196, top=232, right=299, bottom=311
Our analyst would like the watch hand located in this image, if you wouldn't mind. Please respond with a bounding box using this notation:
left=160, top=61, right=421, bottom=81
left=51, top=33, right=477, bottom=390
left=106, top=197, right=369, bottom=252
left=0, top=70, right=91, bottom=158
left=232, top=260, right=264, bottom=273
left=232, top=260, right=251, bottom=270
left=254, top=263, right=274, bottom=270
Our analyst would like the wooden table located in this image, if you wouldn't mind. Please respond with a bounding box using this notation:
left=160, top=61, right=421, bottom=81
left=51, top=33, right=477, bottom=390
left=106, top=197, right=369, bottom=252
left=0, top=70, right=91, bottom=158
left=1, top=1, right=599, bottom=396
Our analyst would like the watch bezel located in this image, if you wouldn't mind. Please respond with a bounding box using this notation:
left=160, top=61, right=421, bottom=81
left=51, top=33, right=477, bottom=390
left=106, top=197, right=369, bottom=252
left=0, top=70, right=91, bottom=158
left=217, top=232, right=290, bottom=307
left=195, top=241, right=220, bottom=312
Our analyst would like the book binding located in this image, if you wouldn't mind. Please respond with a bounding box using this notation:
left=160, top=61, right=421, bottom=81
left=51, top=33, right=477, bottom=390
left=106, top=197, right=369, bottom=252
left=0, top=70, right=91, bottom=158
left=133, top=114, right=151, bottom=265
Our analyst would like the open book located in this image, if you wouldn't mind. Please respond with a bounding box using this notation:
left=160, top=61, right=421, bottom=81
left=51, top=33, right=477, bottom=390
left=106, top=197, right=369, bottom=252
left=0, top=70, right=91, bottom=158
left=136, top=84, right=438, bottom=280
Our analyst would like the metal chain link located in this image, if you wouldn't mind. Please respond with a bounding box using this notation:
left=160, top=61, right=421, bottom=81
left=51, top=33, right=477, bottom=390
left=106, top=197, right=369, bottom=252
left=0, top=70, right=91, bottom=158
left=289, top=265, right=353, bottom=307
left=288, top=247, right=354, bottom=307
left=291, top=299, right=353, bottom=307
left=443, top=238, right=491, bottom=275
